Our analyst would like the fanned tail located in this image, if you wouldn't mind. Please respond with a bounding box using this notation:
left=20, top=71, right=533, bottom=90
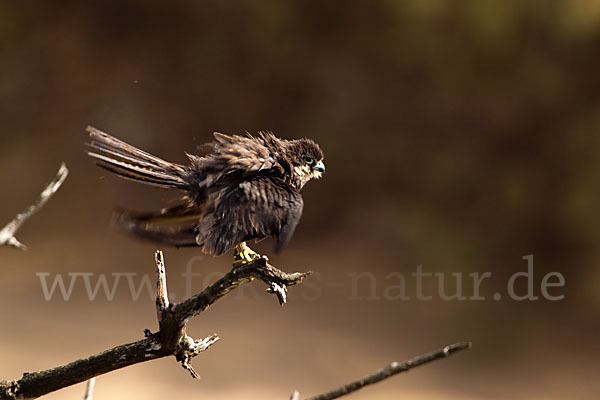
left=86, top=126, right=191, bottom=189
left=112, top=210, right=199, bottom=248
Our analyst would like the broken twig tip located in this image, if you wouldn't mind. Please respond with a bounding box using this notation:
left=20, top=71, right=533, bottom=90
left=0, top=162, right=68, bottom=250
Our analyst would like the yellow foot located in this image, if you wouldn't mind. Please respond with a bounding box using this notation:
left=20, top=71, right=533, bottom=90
left=233, top=242, right=261, bottom=268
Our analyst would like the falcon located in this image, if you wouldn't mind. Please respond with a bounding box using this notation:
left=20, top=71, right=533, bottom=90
left=86, top=126, right=325, bottom=266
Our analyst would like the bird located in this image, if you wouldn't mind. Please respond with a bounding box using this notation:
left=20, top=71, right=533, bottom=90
left=85, top=126, right=325, bottom=267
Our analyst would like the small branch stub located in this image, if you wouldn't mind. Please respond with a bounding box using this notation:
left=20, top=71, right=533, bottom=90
left=267, top=281, right=288, bottom=305
left=178, top=333, right=220, bottom=379
left=81, top=378, right=95, bottom=400
left=155, top=250, right=169, bottom=321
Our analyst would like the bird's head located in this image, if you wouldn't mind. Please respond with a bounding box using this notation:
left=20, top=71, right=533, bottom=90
left=286, top=139, right=325, bottom=189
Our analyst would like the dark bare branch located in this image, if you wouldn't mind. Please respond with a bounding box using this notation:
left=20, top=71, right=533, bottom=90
left=0, top=337, right=162, bottom=399
left=0, top=163, right=68, bottom=250
left=172, top=256, right=311, bottom=325
left=298, top=342, right=471, bottom=400
left=0, top=254, right=309, bottom=399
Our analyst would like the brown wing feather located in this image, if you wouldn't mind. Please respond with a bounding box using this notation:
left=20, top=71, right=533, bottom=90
left=189, top=132, right=284, bottom=187
left=195, top=175, right=303, bottom=255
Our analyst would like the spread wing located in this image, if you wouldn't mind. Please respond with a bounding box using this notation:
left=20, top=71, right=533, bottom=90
left=188, top=132, right=286, bottom=188
left=195, top=176, right=303, bottom=255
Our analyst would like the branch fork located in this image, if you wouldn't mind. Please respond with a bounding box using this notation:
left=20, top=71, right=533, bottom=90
left=177, top=333, right=220, bottom=378
left=153, top=250, right=311, bottom=377
left=1, top=249, right=311, bottom=399
left=153, top=250, right=220, bottom=378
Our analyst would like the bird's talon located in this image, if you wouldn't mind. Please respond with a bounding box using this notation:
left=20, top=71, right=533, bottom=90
left=232, top=242, right=262, bottom=268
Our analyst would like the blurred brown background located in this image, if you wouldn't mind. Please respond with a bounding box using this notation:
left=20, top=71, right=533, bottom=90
left=1, top=1, right=599, bottom=399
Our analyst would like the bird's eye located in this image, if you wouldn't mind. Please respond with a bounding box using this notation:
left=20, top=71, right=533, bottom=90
left=304, top=156, right=314, bottom=165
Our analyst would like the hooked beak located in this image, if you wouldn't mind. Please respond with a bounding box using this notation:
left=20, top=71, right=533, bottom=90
left=313, top=160, right=325, bottom=173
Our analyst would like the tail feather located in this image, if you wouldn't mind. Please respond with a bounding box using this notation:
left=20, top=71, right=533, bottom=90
left=86, top=126, right=190, bottom=189
left=95, top=162, right=183, bottom=188
left=113, top=211, right=199, bottom=248
left=117, top=203, right=203, bottom=224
